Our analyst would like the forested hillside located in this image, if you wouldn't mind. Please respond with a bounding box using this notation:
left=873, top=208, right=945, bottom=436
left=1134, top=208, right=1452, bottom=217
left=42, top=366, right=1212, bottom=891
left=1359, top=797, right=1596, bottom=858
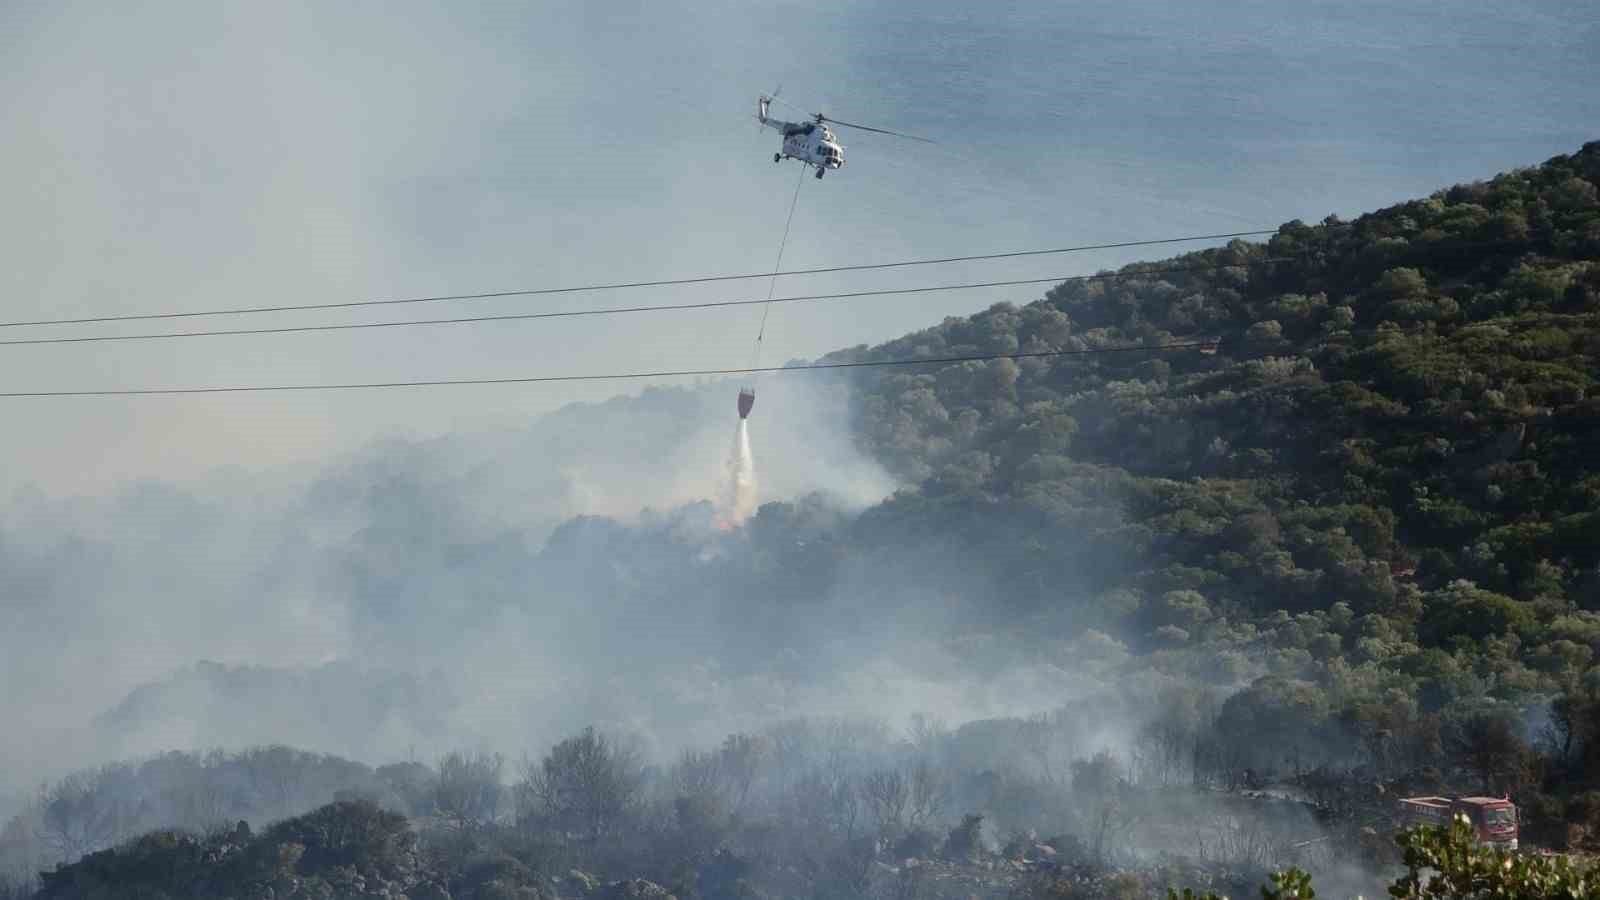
left=815, top=141, right=1600, bottom=826
left=529, top=142, right=1600, bottom=837
left=836, top=141, right=1600, bottom=625
left=527, top=142, right=1600, bottom=827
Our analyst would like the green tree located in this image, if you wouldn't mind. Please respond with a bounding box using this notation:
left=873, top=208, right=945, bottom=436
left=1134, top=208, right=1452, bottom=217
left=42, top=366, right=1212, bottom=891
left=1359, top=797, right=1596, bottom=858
left=1389, top=816, right=1599, bottom=899
left=1417, top=581, right=1535, bottom=646
left=1448, top=714, right=1530, bottom=795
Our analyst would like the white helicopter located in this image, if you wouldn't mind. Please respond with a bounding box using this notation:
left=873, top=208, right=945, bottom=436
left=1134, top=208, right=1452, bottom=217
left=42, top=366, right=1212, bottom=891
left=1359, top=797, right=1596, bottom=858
left=757, top=94, right=933, bottom=179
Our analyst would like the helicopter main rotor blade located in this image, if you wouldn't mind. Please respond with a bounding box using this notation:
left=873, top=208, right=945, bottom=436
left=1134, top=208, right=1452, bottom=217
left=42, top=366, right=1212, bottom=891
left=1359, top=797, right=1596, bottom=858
left=817, top=115, right=935, bottom=143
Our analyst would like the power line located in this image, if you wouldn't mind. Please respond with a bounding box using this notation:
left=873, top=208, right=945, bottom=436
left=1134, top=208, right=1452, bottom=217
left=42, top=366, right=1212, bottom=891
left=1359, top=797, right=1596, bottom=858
left=0, top=259, right=1293, bottom=348
left=4, top=312, right=1594, bottom=401
left=0, top=230, right=1278, bottom=330
left=0, top=342, right=1221, bottom=398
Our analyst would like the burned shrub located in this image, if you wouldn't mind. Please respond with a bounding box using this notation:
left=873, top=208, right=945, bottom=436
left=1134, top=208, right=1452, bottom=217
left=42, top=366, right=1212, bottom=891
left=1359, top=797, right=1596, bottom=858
left=943, top=814, right=986, bottom=861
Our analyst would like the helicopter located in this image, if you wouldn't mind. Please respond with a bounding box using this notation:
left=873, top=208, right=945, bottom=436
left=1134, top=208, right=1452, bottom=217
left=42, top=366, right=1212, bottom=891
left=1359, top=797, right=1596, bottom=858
left=757, top=94, right=933, bottom=179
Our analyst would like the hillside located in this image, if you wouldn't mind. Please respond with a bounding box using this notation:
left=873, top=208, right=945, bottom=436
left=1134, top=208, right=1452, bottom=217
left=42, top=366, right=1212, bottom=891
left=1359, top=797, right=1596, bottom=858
left=542, top=142, right=1600, bottom=815
left=482, top=142, right=1600, bottom=831
left=832, top=141, right=1600, bottom=625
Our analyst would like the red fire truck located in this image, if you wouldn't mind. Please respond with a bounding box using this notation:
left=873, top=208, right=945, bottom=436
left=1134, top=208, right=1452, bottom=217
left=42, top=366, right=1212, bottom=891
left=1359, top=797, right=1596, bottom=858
left=1397, top=796, right=1519, bottom=850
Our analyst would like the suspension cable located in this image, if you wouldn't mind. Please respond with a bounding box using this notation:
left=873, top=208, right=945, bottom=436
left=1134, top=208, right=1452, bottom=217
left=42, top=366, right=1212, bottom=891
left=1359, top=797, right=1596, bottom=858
left=752, top=167, right=807, bottom=368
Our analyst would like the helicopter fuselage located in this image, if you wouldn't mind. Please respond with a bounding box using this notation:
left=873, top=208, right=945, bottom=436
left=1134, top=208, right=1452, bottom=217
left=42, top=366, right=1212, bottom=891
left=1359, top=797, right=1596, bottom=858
left=777, top=123, right=844, bottom=172
left=758, top=99, right=844, bottom=177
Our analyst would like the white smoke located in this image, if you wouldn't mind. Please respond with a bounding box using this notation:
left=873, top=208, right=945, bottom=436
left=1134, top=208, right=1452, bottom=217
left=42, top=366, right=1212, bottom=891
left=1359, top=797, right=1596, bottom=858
left=721, top=419, right=758, bottom=527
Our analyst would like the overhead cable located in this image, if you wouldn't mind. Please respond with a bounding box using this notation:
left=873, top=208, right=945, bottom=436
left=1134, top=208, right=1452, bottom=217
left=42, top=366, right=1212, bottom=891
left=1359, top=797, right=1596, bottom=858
left=0, top=259, right=1294, bottom=348
left=0, top=342, right=1221, bottom=398
left=4, top=312, right=1593, bottom=400
left=0, top=231, right=1278, bottom=329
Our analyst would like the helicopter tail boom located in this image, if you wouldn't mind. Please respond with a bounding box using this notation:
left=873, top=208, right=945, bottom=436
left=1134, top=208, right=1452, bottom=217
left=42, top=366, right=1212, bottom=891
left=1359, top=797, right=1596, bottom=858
left=758, top=94, right=806, bottom=135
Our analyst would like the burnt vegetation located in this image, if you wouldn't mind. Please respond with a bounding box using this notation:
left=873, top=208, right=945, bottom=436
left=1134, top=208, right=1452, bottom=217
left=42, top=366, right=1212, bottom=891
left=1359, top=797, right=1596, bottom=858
left=5, top=142, right=1600, bottom=898
left=0, top=717, right=1355, bottom=900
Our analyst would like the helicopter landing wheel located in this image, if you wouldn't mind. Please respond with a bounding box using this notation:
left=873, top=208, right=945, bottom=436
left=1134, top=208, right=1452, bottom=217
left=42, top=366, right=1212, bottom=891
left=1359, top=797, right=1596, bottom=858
left=815, top=168, right=825, bottom=180
left=774, top=153, right=781, bottom=163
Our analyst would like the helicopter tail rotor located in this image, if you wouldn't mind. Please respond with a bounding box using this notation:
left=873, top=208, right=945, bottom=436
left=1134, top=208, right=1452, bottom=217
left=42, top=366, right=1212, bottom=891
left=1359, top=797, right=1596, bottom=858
left=757, top=85, right=784, bottom=129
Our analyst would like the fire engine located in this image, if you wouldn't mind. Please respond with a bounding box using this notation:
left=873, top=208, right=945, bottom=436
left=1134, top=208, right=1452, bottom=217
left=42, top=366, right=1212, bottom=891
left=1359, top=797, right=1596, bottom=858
left=1397, top=796, right=1519, bottom=850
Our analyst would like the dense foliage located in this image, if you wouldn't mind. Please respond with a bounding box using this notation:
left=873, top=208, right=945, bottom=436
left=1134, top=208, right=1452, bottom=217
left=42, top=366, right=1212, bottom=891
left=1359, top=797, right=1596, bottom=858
left=833, top=142, right=1600, bottom=628
left=814, top=142, right=1600, bottom=829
